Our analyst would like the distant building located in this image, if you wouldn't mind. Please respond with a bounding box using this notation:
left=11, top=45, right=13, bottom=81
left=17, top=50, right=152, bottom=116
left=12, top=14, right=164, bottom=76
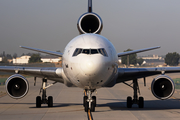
left=139, top=55, right=164, bottom=60
left=137, top=55, right=165, bottom=67
left=13, top=55, right=31, bottom=64
left=41, top=55, right=61, bottom=63
left=41, top=57, right=61, bottom=63
left=12, top=55, right=62, bottom=64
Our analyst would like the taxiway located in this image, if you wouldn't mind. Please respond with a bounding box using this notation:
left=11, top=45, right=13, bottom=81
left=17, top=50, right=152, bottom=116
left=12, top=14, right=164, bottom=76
left=1, top=74, right=180, bottom=120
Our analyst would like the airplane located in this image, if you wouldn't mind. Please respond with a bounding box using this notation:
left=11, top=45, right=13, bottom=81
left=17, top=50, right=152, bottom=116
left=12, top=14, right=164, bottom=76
left=0, top=0, right=180, bottom=112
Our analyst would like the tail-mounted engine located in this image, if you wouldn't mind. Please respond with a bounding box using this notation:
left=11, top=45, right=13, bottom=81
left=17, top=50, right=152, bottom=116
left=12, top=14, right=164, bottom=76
left=77, top=12, right=103, bottom=34
left=5, top=74, right=29, bottom=99
left=151, top=75, right=175, bottom=100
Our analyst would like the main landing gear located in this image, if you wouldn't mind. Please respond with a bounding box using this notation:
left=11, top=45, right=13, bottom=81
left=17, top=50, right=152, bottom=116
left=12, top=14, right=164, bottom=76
left=36, top=78, right=57, bottom=108
left=125, top=79, right=144, bottom=108
left=83, top=89, right=96, bottom=112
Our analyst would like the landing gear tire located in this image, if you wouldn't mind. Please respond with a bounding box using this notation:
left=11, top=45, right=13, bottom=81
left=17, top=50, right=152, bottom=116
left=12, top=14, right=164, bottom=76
left=92, top=96, right=96, bottom=107
left=127, top=96, right=132, bottom=108
left=84, top=101, right=89, bottom=112
left=36, top=96, right=41, bottom=108
left=91, top=102, right=95, bottom=112
left=138, top=97, right=144, bottom=108
left=83, top=96, right=88, bottom=107
left=48, top=96, right=53, bottom=107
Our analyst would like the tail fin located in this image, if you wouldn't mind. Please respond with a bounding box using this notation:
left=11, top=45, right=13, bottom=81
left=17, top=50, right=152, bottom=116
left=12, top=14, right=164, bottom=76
left=88, top=0, right=92, bottom=12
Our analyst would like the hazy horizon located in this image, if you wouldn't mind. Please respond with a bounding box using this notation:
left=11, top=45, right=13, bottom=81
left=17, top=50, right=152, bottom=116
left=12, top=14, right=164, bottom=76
left=1, top=0, right=180, bottom=56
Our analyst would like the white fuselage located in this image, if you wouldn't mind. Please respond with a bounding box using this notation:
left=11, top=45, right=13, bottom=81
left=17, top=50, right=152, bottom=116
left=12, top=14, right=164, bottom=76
left=62, top=34, right=118, bottom=90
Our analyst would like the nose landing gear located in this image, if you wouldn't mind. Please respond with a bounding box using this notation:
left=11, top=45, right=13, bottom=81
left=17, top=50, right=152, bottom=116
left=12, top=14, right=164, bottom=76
left=83, top=89, right=96, bottom=112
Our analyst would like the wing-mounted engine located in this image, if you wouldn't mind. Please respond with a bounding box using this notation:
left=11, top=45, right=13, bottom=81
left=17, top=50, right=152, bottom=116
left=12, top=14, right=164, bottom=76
left=151, top=75, right=175, bottom=100
left=5, top=74, right=29, bottom=99
left=77, top=12, right=103, bottom=34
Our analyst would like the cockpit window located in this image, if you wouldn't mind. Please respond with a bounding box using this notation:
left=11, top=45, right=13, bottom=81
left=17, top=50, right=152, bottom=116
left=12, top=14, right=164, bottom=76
left=98, top=48, right=108, bottom=57
left=72, top=48, right=108, bottom=57
left=91, top=49, right=99, bottom=54
left=82, top=49, right=90, bottom=54
left=72, top=48, right=82, bottom=56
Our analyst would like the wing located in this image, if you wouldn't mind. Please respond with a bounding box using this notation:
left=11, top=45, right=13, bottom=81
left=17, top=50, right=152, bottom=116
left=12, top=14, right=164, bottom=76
left=0, top=66, right=64, bottom=83
left=117, top=67, right=180, bottom=83
left=20, top=46, right=63, bottom=57
left=117, top=46, right=160, bottom=57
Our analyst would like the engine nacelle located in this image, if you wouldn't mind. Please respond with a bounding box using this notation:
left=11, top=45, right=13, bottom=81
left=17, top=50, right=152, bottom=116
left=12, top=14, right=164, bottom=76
left=77, top=12, right=103, bottom=34
left=5, top=74, right=29, bottom=99
left=151, top=75, right=175, bottom=100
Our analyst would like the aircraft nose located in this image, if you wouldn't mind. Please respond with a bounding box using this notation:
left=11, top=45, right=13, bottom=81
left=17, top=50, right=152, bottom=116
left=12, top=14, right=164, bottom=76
left=80, top=59, right=103, bottom=76
left=86, top=61, right=94, bottom=69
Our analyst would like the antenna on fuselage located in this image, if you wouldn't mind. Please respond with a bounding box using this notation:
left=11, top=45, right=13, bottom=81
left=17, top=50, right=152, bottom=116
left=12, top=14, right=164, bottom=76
left=88, top=0, right=92, bottom=12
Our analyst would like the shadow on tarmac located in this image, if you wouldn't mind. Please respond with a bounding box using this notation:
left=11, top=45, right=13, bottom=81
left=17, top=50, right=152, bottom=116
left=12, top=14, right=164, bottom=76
left=0, top=102, right=82, bottom=108
left=96, top=98, right=180, bottom=112
left=29, top=103, right=82, bottom=108
left=1, top=98, right=180, bottom=112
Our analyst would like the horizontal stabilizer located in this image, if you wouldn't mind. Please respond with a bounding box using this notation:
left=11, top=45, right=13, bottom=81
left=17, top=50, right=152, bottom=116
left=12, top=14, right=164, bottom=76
left=117, top=46, right=160, bottom=57
left=20, top=46, right=63, bottom=57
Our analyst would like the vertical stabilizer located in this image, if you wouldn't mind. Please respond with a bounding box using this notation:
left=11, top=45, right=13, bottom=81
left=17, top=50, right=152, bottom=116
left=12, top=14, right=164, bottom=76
left=88, top=0, right=92, bottom=12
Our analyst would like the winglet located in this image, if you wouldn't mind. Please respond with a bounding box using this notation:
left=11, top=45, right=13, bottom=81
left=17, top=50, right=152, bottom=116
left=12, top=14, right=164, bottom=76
left=117, top=46, right=160, bottom=57
left=20, top=46, right=63, bottom=57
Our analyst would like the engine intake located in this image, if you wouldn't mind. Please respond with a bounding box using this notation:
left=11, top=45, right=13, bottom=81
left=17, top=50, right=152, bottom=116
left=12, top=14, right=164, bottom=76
left=151, top=75, right=175, bottom=100
left=5, top=74, right=29, bottom=99
left=77, top=12, right=103, bottom=34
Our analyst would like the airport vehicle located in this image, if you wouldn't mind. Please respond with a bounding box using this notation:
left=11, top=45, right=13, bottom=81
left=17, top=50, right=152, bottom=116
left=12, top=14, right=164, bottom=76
left=0, top=0, right=180, bottom=112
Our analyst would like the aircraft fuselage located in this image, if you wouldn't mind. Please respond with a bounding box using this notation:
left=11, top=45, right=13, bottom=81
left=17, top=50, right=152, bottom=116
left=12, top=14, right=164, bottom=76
left=62, top=34, right=118, bottom=90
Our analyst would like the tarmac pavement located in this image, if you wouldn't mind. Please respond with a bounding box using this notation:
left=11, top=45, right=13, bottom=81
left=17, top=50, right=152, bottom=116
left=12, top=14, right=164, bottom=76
left=1, top=74, right=180, bottom=120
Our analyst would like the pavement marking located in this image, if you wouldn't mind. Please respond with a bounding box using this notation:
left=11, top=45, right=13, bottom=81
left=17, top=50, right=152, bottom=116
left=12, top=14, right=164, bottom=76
left=87, top=109, right=93, bottom=120
left=84, top=91, right=94, bottom=120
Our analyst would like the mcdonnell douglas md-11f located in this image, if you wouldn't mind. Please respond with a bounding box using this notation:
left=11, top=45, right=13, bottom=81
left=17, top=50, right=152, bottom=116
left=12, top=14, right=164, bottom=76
left=0, top=0, right=180, bottom=112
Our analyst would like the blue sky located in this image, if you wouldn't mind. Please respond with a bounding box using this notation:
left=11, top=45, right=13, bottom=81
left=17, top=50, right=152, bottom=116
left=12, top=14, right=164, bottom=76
left=1, top=0, right=180, bottom=56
